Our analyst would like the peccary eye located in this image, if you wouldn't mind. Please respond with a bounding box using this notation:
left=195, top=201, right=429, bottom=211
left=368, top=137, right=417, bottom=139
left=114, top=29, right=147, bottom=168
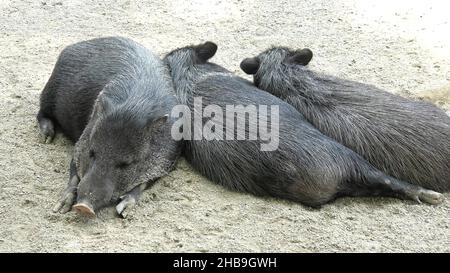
left=116, top=161, right=132, bottom=170
left=89, top=150, right=95, bottom=159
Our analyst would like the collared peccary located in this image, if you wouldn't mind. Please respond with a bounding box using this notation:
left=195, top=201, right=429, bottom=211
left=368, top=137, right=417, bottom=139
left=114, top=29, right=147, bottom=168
left=240, top=47, right=450, bottom=192
left=37, top=37, right=180, bottom=217
left=164, top=42, right=443, bottom=207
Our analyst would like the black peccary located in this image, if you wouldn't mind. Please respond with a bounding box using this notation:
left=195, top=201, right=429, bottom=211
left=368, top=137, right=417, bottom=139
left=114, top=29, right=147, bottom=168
left=164, top=42, right=443, bottom=207
left=240, top=47, right=450, bottom=192
left=37, top=37, right=180, bottom=217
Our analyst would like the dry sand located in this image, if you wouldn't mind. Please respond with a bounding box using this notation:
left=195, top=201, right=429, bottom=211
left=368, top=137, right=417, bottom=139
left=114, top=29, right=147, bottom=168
left=0, top=0, right=449, bottom=252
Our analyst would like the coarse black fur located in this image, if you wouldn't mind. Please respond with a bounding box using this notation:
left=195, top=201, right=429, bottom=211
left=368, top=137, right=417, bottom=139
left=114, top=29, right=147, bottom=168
left=164, top=42, right=443, bottom=207
left=38, top=37, right=180, bottom=214
left=241, top=47, right=450, bottom=192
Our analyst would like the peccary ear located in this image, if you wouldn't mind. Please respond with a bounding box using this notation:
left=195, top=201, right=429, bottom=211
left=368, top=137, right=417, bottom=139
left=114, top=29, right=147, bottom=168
left=99, top=96, right=114, bottom=113
left=153, top=114, right=169, bottom=126
left=93, top=95, right=114, bottom=118
left=290, top=48, right=313, bottom=65
left=146, top=114, right=169, bottom=131
left=195, top=42, right=218, bottom=62
left=240, top=57, right=260, bottom=75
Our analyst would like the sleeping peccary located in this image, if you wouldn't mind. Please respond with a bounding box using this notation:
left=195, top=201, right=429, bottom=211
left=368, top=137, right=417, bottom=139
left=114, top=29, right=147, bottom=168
left=164, top=42, right=443, bottom=207
left=37, top=37, right=180, bottom=217
left=240, top=47, right=450, bottom=192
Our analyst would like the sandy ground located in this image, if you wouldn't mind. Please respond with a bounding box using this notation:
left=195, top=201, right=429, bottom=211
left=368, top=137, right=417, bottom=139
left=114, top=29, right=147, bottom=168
left=0, top=0, right=449, bottom=252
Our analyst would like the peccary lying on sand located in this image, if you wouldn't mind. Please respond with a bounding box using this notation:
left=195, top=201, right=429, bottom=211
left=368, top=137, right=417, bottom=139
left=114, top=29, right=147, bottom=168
left=37, top=37, right=180, bottom=217
left=164, top=42, right=443, bottom=207
left=241, top=47, right=450, bottom=192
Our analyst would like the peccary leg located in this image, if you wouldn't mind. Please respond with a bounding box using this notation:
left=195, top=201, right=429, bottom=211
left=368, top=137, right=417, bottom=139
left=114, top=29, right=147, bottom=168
left=37, top=111, right=55, bottom=144
left=344, top=170, right=444, bottom=205
left=116, top=183, right=148, bottom=218
left=53, top=158, right=79, bottom=213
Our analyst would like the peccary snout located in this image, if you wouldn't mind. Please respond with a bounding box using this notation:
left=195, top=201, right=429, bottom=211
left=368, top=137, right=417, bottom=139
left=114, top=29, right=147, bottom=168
left=73, top=166, right=114, bottom=217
